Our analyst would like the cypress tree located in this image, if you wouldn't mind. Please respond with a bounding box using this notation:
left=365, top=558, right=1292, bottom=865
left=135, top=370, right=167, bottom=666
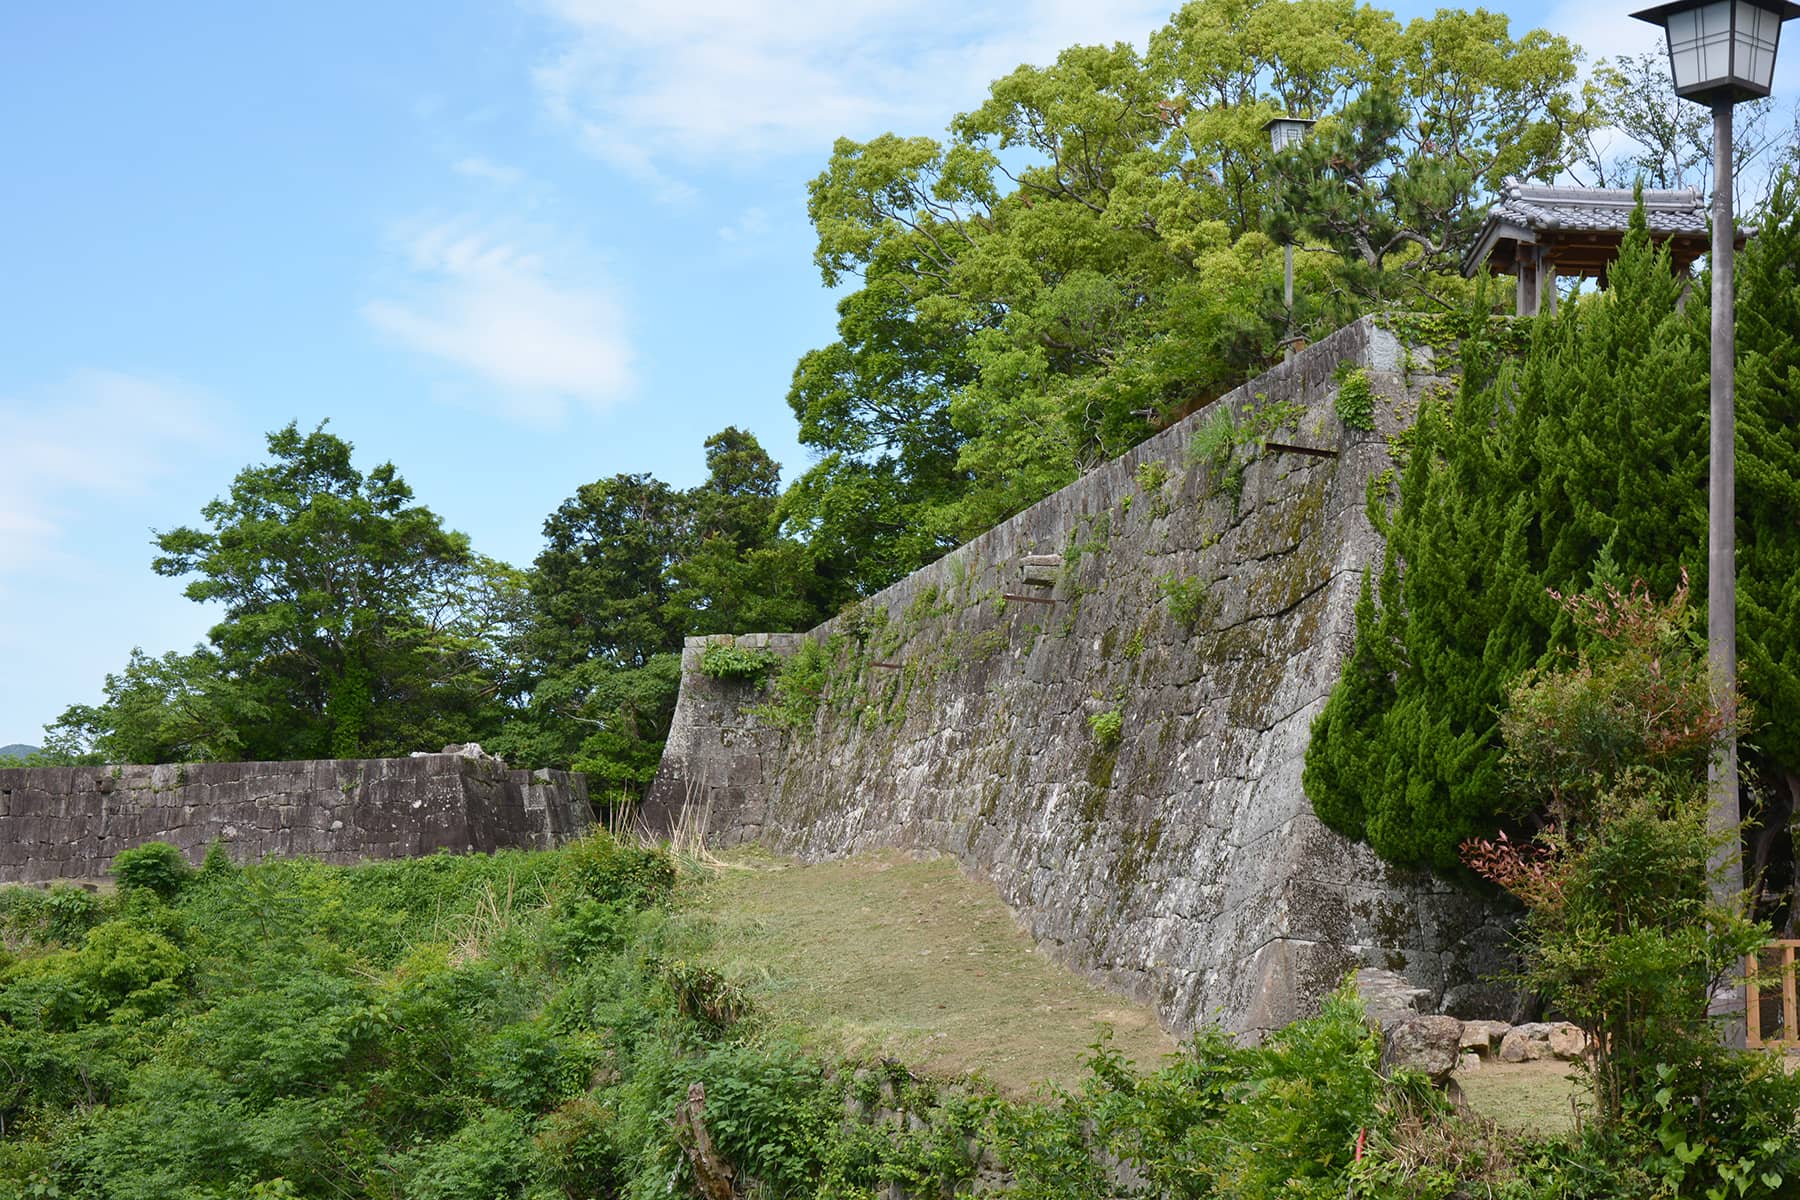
left=1305, top=205, right=1713, bottom=870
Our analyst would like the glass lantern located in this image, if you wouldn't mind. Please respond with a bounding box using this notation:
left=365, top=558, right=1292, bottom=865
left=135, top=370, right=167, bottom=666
left=1631, top=0, right=1800, bottom=103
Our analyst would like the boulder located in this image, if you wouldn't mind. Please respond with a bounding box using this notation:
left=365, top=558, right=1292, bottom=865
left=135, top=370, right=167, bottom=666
left=1547, top=1023, right=1587, bottom=1060
left=1381, top=1015, right=1463, bottom=1085
left=1498, top=1024, right=1554, bottom=1063
left=1458, top=1019, right=1512, bottom=1057
left=1356, top=968, right=1432, bottom=1026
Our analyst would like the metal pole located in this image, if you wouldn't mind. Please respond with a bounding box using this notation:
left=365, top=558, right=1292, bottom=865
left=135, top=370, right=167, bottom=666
left=1284, top=242, right=1295, bottom=362
left=1707, top=98, right=1744, bottom=1036
left=1708, top=98, right=1739, bottom=890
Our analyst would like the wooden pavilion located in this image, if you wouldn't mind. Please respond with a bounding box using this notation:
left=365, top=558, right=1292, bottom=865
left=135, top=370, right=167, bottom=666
left=1461, top=177, right=1740, bottom=316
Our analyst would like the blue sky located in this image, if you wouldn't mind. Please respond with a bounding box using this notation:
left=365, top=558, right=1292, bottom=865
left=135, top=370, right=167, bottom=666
left=0, top=1, right=1716, bottom=743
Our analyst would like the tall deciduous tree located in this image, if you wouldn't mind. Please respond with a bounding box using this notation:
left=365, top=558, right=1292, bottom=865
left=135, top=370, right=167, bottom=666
left=784, top=0, right=1586, bottom=594
left=52, top=422, right=503, bottom=762
left=498, top=428, right=824, bottom=796
left=158, top=423, right=492, bottom=758
left=528, top=473, right=688, bottom=674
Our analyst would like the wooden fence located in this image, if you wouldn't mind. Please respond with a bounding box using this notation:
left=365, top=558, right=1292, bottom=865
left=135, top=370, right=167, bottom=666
left=1746, top=940, right=1800, bottom=1050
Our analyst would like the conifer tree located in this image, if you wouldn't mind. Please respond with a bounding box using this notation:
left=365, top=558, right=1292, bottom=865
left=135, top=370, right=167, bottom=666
left=1305, top=207, right=1709, bottom=870
left=1310, top=184, right=1800, bottom=878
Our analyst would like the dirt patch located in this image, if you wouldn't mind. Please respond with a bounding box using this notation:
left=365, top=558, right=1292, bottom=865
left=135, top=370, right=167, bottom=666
left=686, top=848, right=1174, bottom=1093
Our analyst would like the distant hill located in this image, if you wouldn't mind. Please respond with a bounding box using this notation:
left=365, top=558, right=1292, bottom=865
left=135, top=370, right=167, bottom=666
left=0, top=744, right=41, bottom=760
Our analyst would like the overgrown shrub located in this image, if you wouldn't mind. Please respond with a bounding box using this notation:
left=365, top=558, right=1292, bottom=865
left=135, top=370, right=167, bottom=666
left=755, top=636, right=830, bottom=731
left=1463, top=579, right=1800, bottom=1195
left=698, top=642, right=778, bottom=686
left=1333, top=364, right=1376, bottom=430
left=1157, top=573, right=1208, bottom=627
left=111, top=841, right=193, bottom=900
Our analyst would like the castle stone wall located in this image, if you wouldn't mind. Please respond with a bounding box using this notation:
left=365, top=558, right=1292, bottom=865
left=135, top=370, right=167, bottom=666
left=0, top=752, right=592, bottom=883
left=648, top=317, right=1514, bottom=1036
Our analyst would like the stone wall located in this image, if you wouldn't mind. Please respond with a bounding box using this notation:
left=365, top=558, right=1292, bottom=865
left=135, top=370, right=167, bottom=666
left=648, top=317, right=1514, bottom=1036
left=0, top=751, right=592, bottom=884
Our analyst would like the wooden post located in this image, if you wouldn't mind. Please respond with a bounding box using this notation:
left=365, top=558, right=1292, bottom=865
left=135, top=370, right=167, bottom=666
left=1517, top=245, right=1540, bottom=317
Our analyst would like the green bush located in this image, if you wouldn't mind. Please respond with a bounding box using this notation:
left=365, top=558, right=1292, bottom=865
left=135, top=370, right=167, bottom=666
left=698, top=642, right=778, bottom=685
left=111, top=841, right=193, bottom=900
left=555, top=833, right=676, bottom=909
left=1087, top=708, right=1123, bottom=748
left=1333, top=365, right=1377, bottom=430
left=756, top=636, right=829, bottom=731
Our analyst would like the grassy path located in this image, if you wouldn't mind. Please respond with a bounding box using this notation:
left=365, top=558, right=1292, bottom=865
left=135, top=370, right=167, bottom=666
left=687, top=848, right=1174, bottom=1093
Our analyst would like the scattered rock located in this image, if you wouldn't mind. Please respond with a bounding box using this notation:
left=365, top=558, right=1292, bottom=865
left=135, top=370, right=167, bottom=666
left=1498, top=1029, right=1532, bottom=1063
left=1457, top=1050, right=1482, bottom=1073
left=1548, top=1022, right=1586, bottom=1060
left=1459, top=1019, right=1512, bottom=1057
left=1381, top=1015, right=1464, bottom=1084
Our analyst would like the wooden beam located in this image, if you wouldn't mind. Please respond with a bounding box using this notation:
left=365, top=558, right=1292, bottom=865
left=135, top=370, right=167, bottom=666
left=1748, top=950, right=1764, bottom=1047
left=1266, top=441, right=1339, bottom=459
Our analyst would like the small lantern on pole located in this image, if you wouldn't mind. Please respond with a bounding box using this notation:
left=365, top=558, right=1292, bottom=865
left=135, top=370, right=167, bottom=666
left=1632, top=0, right=1795, bottom=103
left=1631, top=0, right=1799, bottom=1038
left=1263, top=115, right=1316, bottom=361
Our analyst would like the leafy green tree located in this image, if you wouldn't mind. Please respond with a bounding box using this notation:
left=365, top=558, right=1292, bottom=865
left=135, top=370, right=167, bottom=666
left=51, top=423, right=502, bottom=762
left=43, top=646, right=255, bottom=765
left=785, top=0, right=1585, bottom=589
left=679, top=427, right=822, bottom=635
left=501, top=428, right=821, bottom=791
left=528, top=472, right=688, bottom=675
left=1266, top=10, right=1585, bottom=306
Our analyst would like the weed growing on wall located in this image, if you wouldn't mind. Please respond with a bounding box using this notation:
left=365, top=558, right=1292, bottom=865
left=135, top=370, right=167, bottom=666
left=1185, top=398, right=1305, bottom=501
left=752, top=638, right=830, bottom=731
left=1332, top=365, right=1377, bottom=430
left=1087, top=708, right=1123, bottom=748
left=697, top=643, right=778, bottom=686
left=1157, top=573, right=1208, bottom=628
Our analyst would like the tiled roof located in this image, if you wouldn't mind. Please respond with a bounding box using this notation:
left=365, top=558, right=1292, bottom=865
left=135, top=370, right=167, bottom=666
left=1460, top=177, right=1717, bottom=277
left=1483, top=177, right=1709, bottom=236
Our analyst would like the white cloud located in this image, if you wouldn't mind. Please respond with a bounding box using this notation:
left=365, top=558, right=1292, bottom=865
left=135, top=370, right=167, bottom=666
left=0, top=371, right=230, bottom=574
left=453, top=156, right=527, bottom=187
left=717, top=206, right=770, bottom=243
left=528, top=0, right=1171, bottom=180
left=362, top=218, right=635, bottom=426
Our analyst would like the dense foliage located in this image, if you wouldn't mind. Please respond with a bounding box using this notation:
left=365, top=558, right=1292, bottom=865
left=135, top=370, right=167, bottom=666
left=783, top=0, right=1587, bottom=592
left=42, top=425, right=825, bottom=805
left=0, top=839, right=1684, bottom=1200
left=1461, top=581, right=1800, bottom=1197
left=1306, top=185, right=1800, bottom=898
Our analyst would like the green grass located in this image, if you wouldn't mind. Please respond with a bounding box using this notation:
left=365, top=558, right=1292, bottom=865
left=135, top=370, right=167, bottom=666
left=1453, top=1061, right=1585, bottom=1136
left=687, top=849, right=1174, bottom=1092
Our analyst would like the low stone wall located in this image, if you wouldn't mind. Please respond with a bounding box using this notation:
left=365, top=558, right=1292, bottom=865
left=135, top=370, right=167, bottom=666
left=649, top=317, right=1516, bottom=1036
left=0, top=752, right=592, bottom=883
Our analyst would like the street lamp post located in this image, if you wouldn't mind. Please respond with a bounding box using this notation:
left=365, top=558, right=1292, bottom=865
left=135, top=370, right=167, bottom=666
left=1630, top=0, right=1798, bottom=913
left=1264, top=115, right=1316, bottom=361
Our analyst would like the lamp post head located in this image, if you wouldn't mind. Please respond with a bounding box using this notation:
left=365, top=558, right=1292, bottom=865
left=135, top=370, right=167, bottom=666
left=1631, top=0, right=1800, bottom=104
left=1263, top=115, right=1316, bottom=152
